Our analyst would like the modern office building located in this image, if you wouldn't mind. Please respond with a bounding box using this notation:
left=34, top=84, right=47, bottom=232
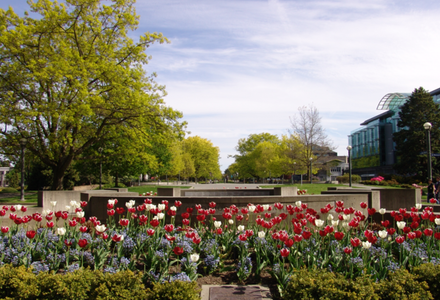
left=349, top=87, right=440, bottom=179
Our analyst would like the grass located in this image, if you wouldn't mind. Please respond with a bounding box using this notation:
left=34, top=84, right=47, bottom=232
left=0, top=190, right=38, bottom=203
left=259, top=183, right=347, bottom=195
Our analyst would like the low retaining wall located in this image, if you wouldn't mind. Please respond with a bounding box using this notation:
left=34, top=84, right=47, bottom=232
left=325, top=187, right=420, bottom=211
left=158, top=186, right=298, bottom=197
left=83, top=192, right=368, bottom=224
left=38, top=189, right=137, bottom=213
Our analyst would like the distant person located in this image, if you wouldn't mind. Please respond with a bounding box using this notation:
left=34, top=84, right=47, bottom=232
left=428, top=179, right=435, bottom=203
left=435, top=176, right=440, bottom=203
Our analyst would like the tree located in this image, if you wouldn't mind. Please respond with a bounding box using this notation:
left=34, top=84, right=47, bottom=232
left=276, top=134, right=308, bottom=180
left=289, top=104, right=334, bottom=179
left=0, top=0, right=184, bottom=189
left=182, top=136, right=221, bottom=181
left=232, top=133, right=280, bottom=179
left=393, top=87, right=440, bottom=179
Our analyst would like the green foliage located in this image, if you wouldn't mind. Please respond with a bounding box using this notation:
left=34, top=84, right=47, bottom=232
left=0, top=265, right=151, bottom=300
left=182, top=136, right=221, bottom=180
left=376, top=268, right=433, bottom=300
left=5, top=168, right=20, bottom=189
left=394, top=87, right=440, bottom=180
left=412, top=263, right=440, bottom=299
left=284, top=268, right=378, bottom=300
left=336, top=174, right=361, bottom=183
left=0, top=187, right=18, bottom=193
left=352, top=155, right=380, bottom=169
left=146, top=281, right=201, bottom=300
left=0, top=0, right=184, bottom=190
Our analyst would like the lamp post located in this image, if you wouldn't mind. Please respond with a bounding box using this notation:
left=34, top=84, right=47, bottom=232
left=293, top=161, right=296, bottom=184
left=98, top=147, right=103, bottom=189
left=346, top=145, right=352, bottom=187
left=309, top=157, right=313, bottom=184
left=424, top=122, right=433, bottom=180
left=19, top=138, right=27, bottom=201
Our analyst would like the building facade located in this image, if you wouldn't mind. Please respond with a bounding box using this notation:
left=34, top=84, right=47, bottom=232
left=349, top=87, right=440, bottom=179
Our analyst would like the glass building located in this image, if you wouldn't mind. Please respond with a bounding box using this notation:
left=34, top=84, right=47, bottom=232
left=349, top=87, right=440, bottom=179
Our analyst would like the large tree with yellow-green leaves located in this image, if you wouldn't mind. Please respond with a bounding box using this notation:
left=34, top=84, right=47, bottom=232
left=0, top=0, right=184, bottom=189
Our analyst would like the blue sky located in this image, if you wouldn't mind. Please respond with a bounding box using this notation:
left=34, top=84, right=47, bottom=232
left=3, top=0, right=440, bottom=171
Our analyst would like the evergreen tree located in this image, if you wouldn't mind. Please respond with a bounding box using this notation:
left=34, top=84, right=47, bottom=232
left=393, top=87, right=440, bottom=179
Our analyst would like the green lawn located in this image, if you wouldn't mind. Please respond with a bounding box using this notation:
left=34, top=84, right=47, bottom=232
left=0, top=190, right=38, bottom=203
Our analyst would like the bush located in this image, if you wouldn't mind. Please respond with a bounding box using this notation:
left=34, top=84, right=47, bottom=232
left=0, top=187, right=18, bottom=193
left=146, top=281, right=201, bottom=300
left=284, top=268, right=378, bottom=300
left=337, top=174, right=361, bottom=184
left=412, top=263, right=440, bottom=299
left=375, top=268, right=433, bottom=300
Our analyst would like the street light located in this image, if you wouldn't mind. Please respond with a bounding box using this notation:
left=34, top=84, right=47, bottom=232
left=309, top=157, right=313, bottom=184
left=19, top=138, right=27, bottom=201
left=346, top=145, right=352, bottom=187
left=98, top=147, right=103, bottom=189
left=293, top=161, right=296, bottom=184
left=424, top=122, right=433, bottom=180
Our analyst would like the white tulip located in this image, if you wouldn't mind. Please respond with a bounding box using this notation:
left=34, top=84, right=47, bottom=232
left=379, top=208, right=386, bottom=215
left=397, top=221, right=406, bottom=229
left=50, top=201, right=57, bottom=207
left=158, top=204, right=166, bottom=211
left=332, top=220, right=339, bottom=227
left=362, top=241, right=372, bottom=249
left=190, top=253, right=200, bottom=263
left=258, top=231, right=266, bottom=238
left=415, top=203, right=422, bottom=210
left=342, top=222, right=349, bottom=229
left=56, top=227, right=66, bottom=236
left=95, top=224, right=106, bottom=232
left=315, top=219, right=325, bottom=227
left=343, top=215, right=350, bottom=221
left=228, top=219, right=234, bottom=225
left=378, top=230, right=388, bottom=239
left=295, top=201, right=302, bottom=208
left=76, top=211, right=85, bottom=218
left=70, top=201, right=80, bottom=208
left=108, top=199, right=116, bottom=205
left=435, top=218, right=440, bottom=226
left=157, top=213, right=165, bottom=220
left=237, top=225, right=245, bottom=232
left=262, top=204, right=270, bottom=211
left=15, top=205, right=22, bottom=211
left=214, top=221, right=222, bottom=228
left=327, top=214, right=334, bottom=221
left=170, top=206, right=177, bottom=211
left=248, top=205, right=256, bottom=213
left=65, top=205, right=71, bottom=211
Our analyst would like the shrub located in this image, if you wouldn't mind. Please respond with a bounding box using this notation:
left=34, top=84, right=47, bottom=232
left=146, top=281, right=201, bottom=300
left=0, top=265, right=39, bottom=299
left=412, top=263, right=440, bottom=299
left=337, top=174, right=361, bottom=184
left=283, top=268, right=378, bottom=300
left=0, top=187, right=18, bottom=193
left=375, top=268, right=433, bottom=300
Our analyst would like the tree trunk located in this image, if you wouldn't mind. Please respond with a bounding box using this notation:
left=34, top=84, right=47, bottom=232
left=115, top=172, right=119, bottom=187
left=50, top=156, right=74, bottom=190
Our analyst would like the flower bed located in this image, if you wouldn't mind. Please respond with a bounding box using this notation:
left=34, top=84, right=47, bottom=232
left=1, top=199, right=440, bottom=298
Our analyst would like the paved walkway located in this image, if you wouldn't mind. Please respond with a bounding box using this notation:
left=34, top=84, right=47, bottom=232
left=201, top=285, right=272, bottom=300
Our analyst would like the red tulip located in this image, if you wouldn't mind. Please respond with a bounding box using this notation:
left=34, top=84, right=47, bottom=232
left=147, top=229, right=155, bottom=236
left=216, top=228, right=223, bottom=235
left=173, top=246, right=184, bottom=256
left=334, top=232, right=344, bottom=241
left=1, top=226, right=9, bottom=233
left=78, top=239, right=88, bottom=248
left=193, top=236, right=201, bottom=244
left=209, top=202, right=216, bottom=208
left=164, top=224, right=174, bottom=232
left=302, top=231, right=312, bottom=240
left=26, top=230, right=36, bottom=239
left=360, top=202, right=367, bottom=209
left=284, top=238, right=294, bottom=247
left=434, top=232, right=440, bottom=240
left=64, top=239, right=72, bottom=247
left=280, top=248, right=290, bottom=257
left=112, top=234, right=124, bottom=242
left=344, top=247, right=353, bottom=254
left=116, top=207, right=125, bottom=215
left=119, top=219, right=129, bottom=226
left=350, top=238, right=361, bottom=247
left=150, top=219, right=160, bottom=227
left=395, top=235, right=405, bottom=244
left=424, top=228, right=433, bottom=236
left=174, top=200, right=182, bottom=207
left=79, top=226, right=88, bottom=233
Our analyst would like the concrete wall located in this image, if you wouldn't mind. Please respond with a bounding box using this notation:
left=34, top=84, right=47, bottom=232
left=324, top=187, right=420, bottom=211
left=73, top=185, right=99, bottom=191
left=180, top=189, right=274, bottom=197
left=38, top=189, right=137, bottom=213
left=321, top=189, right=380, bottom=210
left=83, top=192, right=369, bottom=224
